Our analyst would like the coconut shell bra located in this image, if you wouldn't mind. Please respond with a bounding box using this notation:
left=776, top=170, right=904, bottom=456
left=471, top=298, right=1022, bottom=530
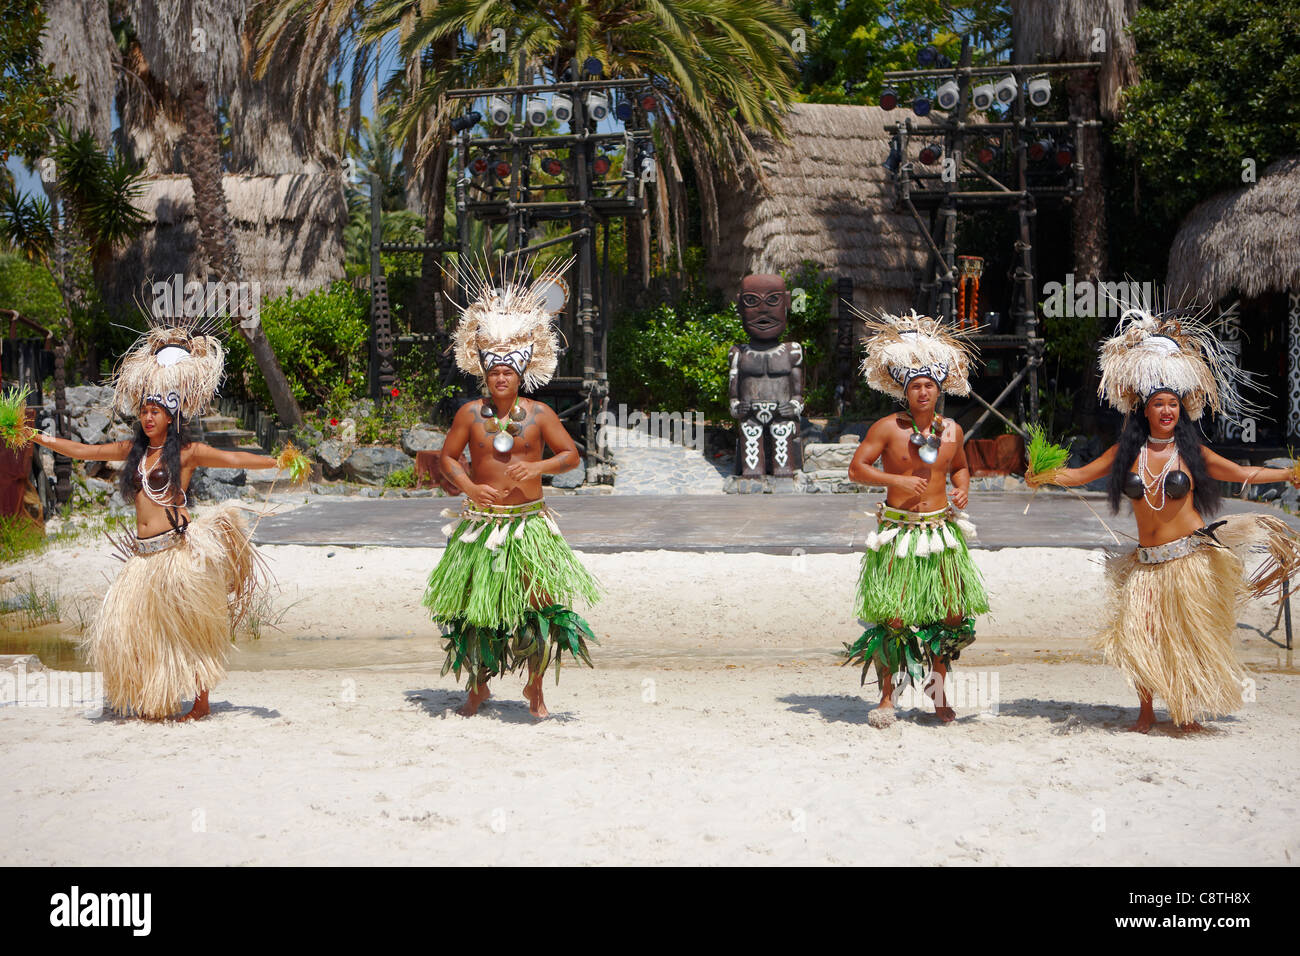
left=1123, top=469, right=1191, bottom=500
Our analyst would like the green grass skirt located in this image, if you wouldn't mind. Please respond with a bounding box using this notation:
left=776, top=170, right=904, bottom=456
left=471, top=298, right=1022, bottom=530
left=424, top=501, right=600, bottom=687
left=854, top=514, right=989, bottom=625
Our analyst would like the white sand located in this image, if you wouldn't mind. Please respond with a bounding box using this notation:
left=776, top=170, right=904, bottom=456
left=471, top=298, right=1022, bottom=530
left=2, top=543, right=1298, bottom=865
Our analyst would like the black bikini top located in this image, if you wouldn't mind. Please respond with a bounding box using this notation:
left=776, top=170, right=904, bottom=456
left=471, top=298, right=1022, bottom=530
left=1123, top=470, right=1191, bottom=500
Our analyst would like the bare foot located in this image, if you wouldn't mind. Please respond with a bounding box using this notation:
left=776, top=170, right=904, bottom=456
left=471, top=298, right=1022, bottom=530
left=174, top=689, right=210, bottom=722
left=523, top=675, right=549, bottom=719
left=458, top=681, right=490, bottom=716
left=1175, top=721, right=1204, bottom=734
left=869, top=670, right=896, bottom=728
left=935, top=705, right=956, bottom=723
left=1127, top=713, right=1155, bottom=734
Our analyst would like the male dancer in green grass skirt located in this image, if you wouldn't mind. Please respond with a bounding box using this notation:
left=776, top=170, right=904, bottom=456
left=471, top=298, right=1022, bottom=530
left=843, top=312, right=988, bottom=727
left=425, top=262, right=598, bottom=718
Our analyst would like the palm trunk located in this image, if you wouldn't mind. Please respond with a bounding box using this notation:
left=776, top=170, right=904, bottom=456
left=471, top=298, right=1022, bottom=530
left=180, top=80, right=303, bottom=429
left=419, top=127, right=451, bottom=335
left=1068, top=73, right=1108, bottom=428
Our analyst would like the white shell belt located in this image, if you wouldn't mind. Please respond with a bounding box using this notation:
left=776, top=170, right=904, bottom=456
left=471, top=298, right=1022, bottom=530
left=1137, top=532, right=1204, bottom=565
left=130, top=527, right=186, bottom=556
left=439, top=497, right=562, bottom=550
left=865, top=501, right=978, bottom=554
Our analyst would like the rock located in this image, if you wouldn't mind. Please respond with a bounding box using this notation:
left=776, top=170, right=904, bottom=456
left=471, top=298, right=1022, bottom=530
left=359, top=486, right=383, bottom=498
left=800, top=418, right=828, bottom=444
left=315, top=439, right=350, bottom=480
left=724, top=476, right=768, bottom=494
left=551, top=458, right=585, bottom=489
left=311, top=482, right=348, bottom=496
left=343, top=446, right=410, bottom=485
left=245, top=468, right=298, bottom=488
left=190, top=471, right=243, bottom=501
left=1264, top=458, right=1293, bottom=470
left=108, top=423, right=134, bottom=442
left=75, top=477, right=116, bottom=503
left=75, top=410, right=110, bottom=445
left=204, top=468, right=247, bottom=486
left=802, top=443, right=855, bottom=471
left=401, top=426, right=445, bottom=456
left=768, top=476, right=797, bottom=494
left=64, top=384, right=113, bottom=414
left=838, top=422, right=869, bottom=443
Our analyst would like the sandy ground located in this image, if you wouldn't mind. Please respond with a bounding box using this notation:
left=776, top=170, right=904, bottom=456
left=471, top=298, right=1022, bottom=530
left=2, top=542, right=1298, bottom=865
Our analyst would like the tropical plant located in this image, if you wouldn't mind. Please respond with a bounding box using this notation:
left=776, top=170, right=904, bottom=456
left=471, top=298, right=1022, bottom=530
left=0, top=3, right=77, bottom=165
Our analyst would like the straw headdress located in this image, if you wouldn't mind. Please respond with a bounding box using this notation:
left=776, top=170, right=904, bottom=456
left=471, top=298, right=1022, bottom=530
left=110, top=317, right=225, bottom=420
left=1097, top=306, right=1255, bottom=422
left=450, top=257, right=570, bottom=393
left=857, top=310, right=975, bottom=399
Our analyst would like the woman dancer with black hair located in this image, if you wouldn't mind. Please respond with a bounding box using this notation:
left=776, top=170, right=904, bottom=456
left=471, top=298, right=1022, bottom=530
left=1029, top=310, right=1300, bottom=733
left=31, top=323, right=302, bottom=720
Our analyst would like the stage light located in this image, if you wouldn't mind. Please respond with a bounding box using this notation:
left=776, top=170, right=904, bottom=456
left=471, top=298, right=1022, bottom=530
left=1055, top=144, right=1074, bottom=168
left=488, top=95, right=512, bottom=126
left=451, top=111, right=481, bottom=133
left=1027, top=75, right=1051, bottom=107
left=639, top=90, right=657, bottom=112
left=615, top=99, right=633, bottom=121
left=585, top=91, right=609, bottom=121
left=593, top=155, right=611, bottom=176
left=913, top=96, right=932, bottom=117
left=995, top=75, right=1018, bottom=105
left=880, top=88, right=898, bottom=111
left=971, top=83, right=995, bottom=110
left=541, top=157, right=564, bottom=176
left=494, top=159, right=511, bottom=177
left=583, top=57, right=603, bottom=77
left=882, top=145, right=902, bottom=174
left=936, top=80, right=960, bottom=111
left=471, top=156, right=489, bottom=175
left=551, top=94, right=573, bottom=123
left=525, top=97, right=548, bottom=127
left=1028, top=138, right=1052, bottom=162
left=976, top=142, right=1000, bottom=165
left=918, top=143, right=942, bottom=165
left=918, top=44, right=938, bottom=67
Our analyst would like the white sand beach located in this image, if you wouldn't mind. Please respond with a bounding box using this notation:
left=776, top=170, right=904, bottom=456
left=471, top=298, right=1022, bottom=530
left=2, top=544, right=1297, bottom=865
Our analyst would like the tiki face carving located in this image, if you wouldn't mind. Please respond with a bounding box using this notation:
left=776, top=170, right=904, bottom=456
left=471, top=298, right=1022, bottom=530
left=738, top=274, right=789, bottom=342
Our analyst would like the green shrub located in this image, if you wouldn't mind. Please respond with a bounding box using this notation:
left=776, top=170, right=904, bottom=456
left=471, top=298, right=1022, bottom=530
left=224, top=280, right=370, bottom=410
left=608, top=261, right=837, bottom=420
left=384, top=465, right=416, bottom=488
left=0, top=515, right=46, bottom=565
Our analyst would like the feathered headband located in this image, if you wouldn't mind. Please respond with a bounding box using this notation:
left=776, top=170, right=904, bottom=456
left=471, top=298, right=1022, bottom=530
left=857, top=310, right=975, bottom=399
left=1097, top=307, right=1255, bottom=422
left=110, top=318, right=225, bottom=421
left=450, top=257, right=569, bottom=393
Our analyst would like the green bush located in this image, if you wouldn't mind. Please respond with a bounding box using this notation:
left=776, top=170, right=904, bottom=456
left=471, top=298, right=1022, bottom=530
left=0, top=253, right=63, bottom=328
left=224, top=280, right=369, bottom=410
left=0, top=515, right=45, bottom=565
left=608, top=261, right=838, bottom=420
left=383, top=465, right=416, bottom=488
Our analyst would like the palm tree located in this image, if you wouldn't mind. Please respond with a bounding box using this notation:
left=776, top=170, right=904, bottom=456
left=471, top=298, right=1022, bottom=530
left=0, top=124, right=148, bottom=502
left=1013, top=0, right=1140, bottom=283
left=121, top=0, right=304, bottom=428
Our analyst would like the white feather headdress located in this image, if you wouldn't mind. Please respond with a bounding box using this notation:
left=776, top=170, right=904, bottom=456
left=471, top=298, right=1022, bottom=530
left=857, top=310, right=976, bottom=399
left=110, top=317, right=225, bottom=420
left=450, top=257, right=569, bottom=393
left=1097, top=306, right=1256, bottom=422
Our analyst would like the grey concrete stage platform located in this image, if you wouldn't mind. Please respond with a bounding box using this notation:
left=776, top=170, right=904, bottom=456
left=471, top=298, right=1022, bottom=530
left=251, top=491, right=1300, bottom=554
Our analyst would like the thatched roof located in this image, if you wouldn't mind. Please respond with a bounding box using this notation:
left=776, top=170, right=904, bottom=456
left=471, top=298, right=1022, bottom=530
left=106, top=173, right=347, bottom=309
left=1012, top=0, right=1140, bottom=119
left=710, top=102, right=929, bottom=315
left=1166, top=156, right=1300, bottom=303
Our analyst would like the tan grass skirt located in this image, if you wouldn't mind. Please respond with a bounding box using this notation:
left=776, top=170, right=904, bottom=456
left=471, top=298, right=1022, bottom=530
left=1098, top=513, right=1300, bottom=726
left=82, top=503, right=260, bottom=718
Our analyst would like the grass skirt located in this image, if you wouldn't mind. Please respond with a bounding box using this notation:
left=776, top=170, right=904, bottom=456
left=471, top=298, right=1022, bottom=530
left=855, top=504, right=989, bottom=625
left=1098, top=513, right=1300, bottom=726
left=423, top=499, right=600, bottom=687
left=82, top=503, right=261, bottom=718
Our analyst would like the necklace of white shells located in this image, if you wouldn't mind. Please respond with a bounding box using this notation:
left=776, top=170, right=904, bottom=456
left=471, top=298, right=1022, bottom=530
left=1138, top=438, right=1178, bottom=511
left=138, top=446, right=188, bottom=508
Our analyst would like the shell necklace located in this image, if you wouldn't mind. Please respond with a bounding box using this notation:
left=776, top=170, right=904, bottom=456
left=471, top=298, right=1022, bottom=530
left=1138, top=442, right=1179, bottom=511
left=138, top=449, right=187, bottom=508
left=909, top=414, right=944, bottom=464
left=483, top=397, right=526, bottom=453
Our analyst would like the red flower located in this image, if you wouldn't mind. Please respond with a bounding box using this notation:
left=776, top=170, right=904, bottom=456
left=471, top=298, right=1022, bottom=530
left=330, top=418, right=339, bottom=426
left=391, top=387, right=400, bottom=398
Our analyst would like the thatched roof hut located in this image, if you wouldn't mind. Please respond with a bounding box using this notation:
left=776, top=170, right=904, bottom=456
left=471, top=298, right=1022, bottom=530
left=710, top=102, right=928, bottom=314
left=1166, top=156, right=1300, bottom=302
left=106, top=172, right=347, bottom=309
